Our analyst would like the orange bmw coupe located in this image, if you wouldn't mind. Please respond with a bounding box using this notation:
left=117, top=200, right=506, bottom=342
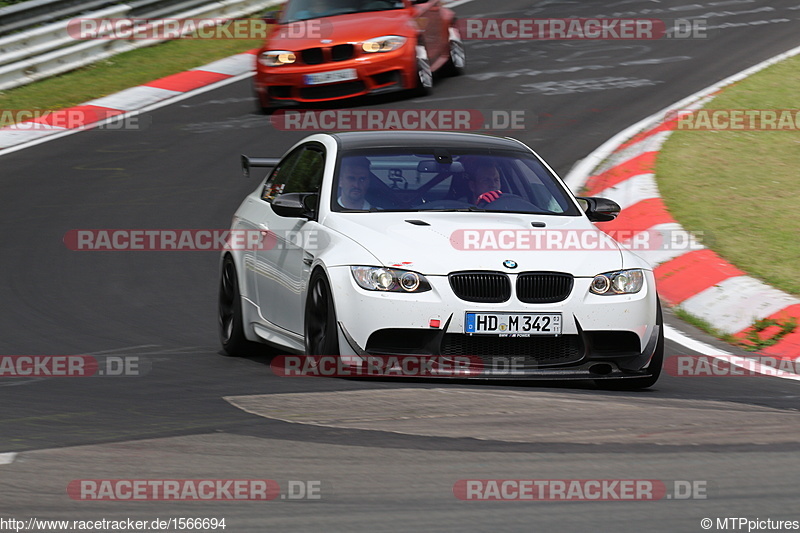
left=253, top=0, right=465, bottom=112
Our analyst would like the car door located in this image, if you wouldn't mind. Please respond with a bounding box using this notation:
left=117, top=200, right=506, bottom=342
left=254, top=143, right=325, bottom=334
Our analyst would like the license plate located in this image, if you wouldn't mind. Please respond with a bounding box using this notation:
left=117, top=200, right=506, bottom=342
left=465, top=312, right=562, bottom=335
left=304, top=68, right=358, bottom=85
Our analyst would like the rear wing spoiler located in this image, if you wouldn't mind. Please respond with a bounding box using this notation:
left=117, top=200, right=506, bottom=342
left=240, top=155, right=281, bottom=178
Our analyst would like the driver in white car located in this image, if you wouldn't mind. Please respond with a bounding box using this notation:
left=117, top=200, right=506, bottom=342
left=338, top=156, right=372, bottom=210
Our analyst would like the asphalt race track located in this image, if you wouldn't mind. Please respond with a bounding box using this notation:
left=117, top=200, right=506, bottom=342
left=1, top=1, right=799, bottom=531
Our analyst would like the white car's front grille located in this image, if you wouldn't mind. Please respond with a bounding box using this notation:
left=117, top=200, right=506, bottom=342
left=448, top=272, right=511, bottom=303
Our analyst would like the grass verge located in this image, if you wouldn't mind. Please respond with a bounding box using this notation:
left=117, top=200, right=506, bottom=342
left=656, top=53, right=800, bottom=297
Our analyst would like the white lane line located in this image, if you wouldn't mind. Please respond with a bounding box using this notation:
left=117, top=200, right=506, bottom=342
left=665, top=326, right=800, bottom=382
left=0, top=453, right=17, bottom=465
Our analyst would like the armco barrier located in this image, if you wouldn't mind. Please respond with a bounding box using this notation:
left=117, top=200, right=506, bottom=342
left=0, top=0, right=281, bottom=91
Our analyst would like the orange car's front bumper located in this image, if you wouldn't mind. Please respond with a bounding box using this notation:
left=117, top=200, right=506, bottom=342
left=253, top=43, right=417, bottom=105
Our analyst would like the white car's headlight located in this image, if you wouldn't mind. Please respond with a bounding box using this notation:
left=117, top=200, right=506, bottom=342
left=590, top=269, right=644, bottom=295
left=258, top=50, right=296, bottom=66
left=361, top=36, right=407, bottom=53
left=351, top=266, right=431, bottom=293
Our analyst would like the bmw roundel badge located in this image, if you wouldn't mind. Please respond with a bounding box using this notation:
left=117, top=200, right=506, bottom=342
left=503, top=260, right=518, bottom=269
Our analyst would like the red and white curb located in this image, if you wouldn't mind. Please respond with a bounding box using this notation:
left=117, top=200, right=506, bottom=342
left=565, top=45, right=800, bottom=361
left=0, top=50, right=258, bottom=156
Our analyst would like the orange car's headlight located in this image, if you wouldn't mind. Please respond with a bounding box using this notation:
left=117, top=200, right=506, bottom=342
left=361, top=36, right=407, bottom=53
left=258, top=50, right=297, bottom=66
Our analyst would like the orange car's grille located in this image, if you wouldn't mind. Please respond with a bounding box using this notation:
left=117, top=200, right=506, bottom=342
left=299, top=45, right=356, bottom=65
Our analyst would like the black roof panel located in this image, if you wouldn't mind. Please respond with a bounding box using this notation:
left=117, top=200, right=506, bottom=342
left=329, top=131, right=531, bottom=152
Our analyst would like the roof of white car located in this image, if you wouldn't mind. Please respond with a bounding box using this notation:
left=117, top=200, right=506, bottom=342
left=329, top=131, right=530, bottom=151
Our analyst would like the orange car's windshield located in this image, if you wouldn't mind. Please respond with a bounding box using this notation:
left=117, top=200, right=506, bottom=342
left=283, top=0, right=405, bottom=23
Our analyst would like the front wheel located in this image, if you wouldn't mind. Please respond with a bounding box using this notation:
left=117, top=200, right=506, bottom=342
left=218, top=256, right=251, bottom=356
left=413, top=43, right=433, bottom=96
left=442, top=26, right=466, bottom=76
left=304, top=271, right=340, bottom=356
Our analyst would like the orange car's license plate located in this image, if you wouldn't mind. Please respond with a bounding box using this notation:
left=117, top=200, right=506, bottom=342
left=304, top=68, right=358, bottom=85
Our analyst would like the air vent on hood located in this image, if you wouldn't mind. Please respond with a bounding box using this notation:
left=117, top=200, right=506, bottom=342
left=405, top=219, right=430, bottom=226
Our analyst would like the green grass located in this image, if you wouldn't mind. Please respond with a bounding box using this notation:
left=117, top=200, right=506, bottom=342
left=0, top=35, right=262, bottom=112
left=656, top=53, right=800, bottom=296
left=673, top=308, right=738, bottom=344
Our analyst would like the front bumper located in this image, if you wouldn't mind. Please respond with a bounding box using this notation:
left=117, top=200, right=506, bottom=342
left=254, top=44, right=415, bottom=104
left=326, top=266, right=660, bottom=379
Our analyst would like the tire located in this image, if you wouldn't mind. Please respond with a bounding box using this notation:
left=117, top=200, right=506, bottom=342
left=218, top=255, right=253, bottom=356
left=442, top=26, right=466, bottom=77
left=256, top=100, right=275, bottom=116
left=254, top=87, right=275, bottom=115
left=595, top=299, right=664, bottom=390
left=414, top=43, right=433, bottom=96
left=304, top=270, right=340, bottom=356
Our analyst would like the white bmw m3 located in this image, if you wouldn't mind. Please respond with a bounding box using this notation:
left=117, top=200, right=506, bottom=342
left=219, top=131, right=663, bottom=389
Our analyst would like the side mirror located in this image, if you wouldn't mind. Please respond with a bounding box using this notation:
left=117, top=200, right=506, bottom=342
left=271, top=192, right=317, bottom=218
left=576, top=196, right=620, bottom=222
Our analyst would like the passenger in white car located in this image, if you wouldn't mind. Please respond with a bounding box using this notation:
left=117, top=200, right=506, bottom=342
left=467, top=161, right=503, bottom=205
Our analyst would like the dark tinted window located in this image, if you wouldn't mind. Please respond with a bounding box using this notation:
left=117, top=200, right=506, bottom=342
left=331, top=149, right=580, bottom=215
left=262, top=145, right=325, bottom=201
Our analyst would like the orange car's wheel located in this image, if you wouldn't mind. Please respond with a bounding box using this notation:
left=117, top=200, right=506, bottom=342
left=414, top=43, right=433, bottom=95
left=443, top=26, right=466, bottom=76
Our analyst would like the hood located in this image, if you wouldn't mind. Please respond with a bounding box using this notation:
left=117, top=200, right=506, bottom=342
left=267, top=11, right=415, bottom=51
left=323, top=212, right=624, bottom=277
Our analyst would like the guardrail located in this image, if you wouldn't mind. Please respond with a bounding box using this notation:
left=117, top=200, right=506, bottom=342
left=0, top=0, right=119, bottom=36
left=0, top=0, right=280, bottom=91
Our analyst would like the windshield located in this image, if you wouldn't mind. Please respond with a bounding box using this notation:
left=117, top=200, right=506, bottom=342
left=283, top=0, right=405, bottom=23
left=331, top=149, right=582, bottom=215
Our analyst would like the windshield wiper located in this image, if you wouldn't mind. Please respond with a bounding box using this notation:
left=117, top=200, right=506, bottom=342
left=421, top=207, right=486, bottom=212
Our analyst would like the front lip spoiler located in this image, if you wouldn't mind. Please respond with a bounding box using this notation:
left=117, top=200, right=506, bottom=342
left=337, top=321, right=659, bottom=381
